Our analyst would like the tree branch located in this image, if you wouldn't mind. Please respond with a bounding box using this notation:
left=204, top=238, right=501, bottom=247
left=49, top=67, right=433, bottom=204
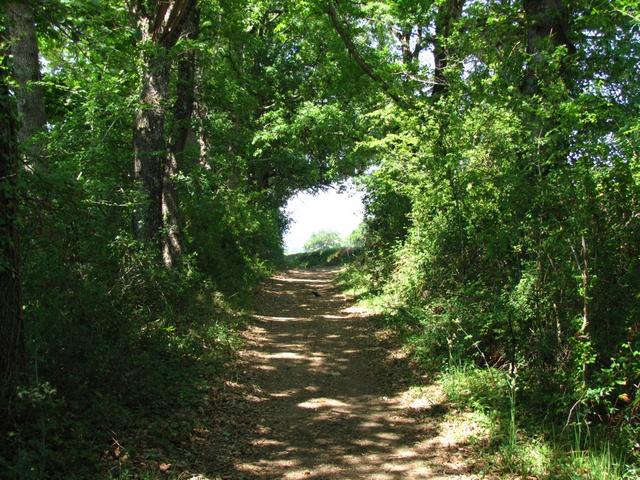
left=324, top=1, right=412, bottom=109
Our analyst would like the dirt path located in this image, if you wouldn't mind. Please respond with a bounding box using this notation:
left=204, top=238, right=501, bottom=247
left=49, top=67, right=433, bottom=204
left=227, top=268, right=481, bottom=480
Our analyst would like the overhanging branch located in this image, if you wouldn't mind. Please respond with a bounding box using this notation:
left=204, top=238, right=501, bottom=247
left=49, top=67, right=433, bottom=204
left=324, top=1, right=412, bottom=110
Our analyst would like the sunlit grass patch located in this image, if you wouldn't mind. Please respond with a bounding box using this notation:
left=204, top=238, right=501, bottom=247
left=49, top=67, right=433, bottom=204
left=335, top=264, right=371, bottom=298
left=436, top=364, right=631, bottom=479
left=496, top=436, right=553, bottom=477
left=439, top=364, right=511, bottom=418
left=559, top=442, right=624, bottom=479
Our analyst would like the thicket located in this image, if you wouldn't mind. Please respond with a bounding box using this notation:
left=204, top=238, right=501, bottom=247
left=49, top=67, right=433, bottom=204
left=343, top=0, right=640, bottom=476
left=286, top=245, right=362, bottom=268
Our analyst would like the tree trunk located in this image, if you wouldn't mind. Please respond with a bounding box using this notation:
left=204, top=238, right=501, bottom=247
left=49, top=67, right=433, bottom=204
left=325, top=1, right=410, bottom=109
left=130, top=0, right=195, bottom=246
left=432, top=0, right=464, bottom=98
left=522, top=0, right=572, bottom=95
left=398, top=28, right=412, bottom=65
left=520, top=1, right=573, bottom=179
left=5, top=0, right=47, bottom=164
left=430, top=0, right=465, bottom=274
left=521, top=0, right=580, bottom=386
left=162, top=7, right=199, bottom=267
left=0, top=51, right=26, bottom=412
left=133, top=40, right=169, bottom=245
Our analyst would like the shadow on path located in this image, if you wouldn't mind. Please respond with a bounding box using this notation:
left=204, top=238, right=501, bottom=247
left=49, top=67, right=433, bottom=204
left=225, top=268, right=479, bottom=480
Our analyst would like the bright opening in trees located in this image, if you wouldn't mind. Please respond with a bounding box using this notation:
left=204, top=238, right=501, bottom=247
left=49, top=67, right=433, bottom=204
left=283, top=180, right=364, bottom=254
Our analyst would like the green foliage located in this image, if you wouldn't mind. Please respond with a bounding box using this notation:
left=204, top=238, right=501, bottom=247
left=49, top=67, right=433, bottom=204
left=439, top=365, right=633, bottom=479
left=2, top=0, right=639, bottom=477
left=1, top=0, right=350, bottom=475
left=345, top=223, right=365, bottom=249
left=342, top=0, right=640, bottom=477
left=286, top=246, right=361, bottom=269
left=303, top=230, right=343, bottom=252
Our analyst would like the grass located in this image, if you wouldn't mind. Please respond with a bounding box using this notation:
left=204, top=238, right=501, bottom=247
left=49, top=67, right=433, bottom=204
left=437, top=364, right=632, bottom=479
left=335, top=264, right=374, bottom=298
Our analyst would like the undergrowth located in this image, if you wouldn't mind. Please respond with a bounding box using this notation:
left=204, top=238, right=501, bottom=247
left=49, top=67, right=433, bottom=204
left=439, top=365, right=634, bottom=479
left=285, top=246, right=361, bottom=269
left=338, top=263, right=639, bottom=480
left=1, top=250, right=251, bottom=480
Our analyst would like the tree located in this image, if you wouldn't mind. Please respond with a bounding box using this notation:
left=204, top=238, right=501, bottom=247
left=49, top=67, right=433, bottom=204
left=346, top=223, right=365, bottom=249
left=129, top=0, right=195, bottom=247
left=355, top=0, right=639, bottom=434
left=304, top=230, right=343, bottom=252
left=4, top=0, right=47, bottom=164
left=162, top=5, right=199, bottom=268
left=0, top=46, right=25, bottom=411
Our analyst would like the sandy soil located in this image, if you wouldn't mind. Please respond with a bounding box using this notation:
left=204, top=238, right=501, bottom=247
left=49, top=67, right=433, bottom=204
left=225, top=268, right=484, bottom=480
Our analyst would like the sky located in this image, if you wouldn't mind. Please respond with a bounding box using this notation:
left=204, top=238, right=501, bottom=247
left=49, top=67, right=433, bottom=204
left=283, top=180, right=365, bottom=254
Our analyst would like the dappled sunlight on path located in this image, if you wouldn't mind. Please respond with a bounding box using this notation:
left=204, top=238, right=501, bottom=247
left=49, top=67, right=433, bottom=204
left=231, top=268, right=482, bottom=479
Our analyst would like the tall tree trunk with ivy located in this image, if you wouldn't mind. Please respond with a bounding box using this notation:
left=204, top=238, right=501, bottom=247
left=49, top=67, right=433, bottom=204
left=132, top=41, right=169, bottom=244
left=5, top=0, right=47, bottom=164
left=521, top=0, right=579, bottom=385
left=432, top=0, right=465, bottom=277
left=130, top=0, right=195, bottom=247
left=0, top=51, right=26, bottom=413
left=432, top=0, right=464, bottom=98
left=162, top=6, right=198, bottom=268
left=522, top=0, right=572, bottom=96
